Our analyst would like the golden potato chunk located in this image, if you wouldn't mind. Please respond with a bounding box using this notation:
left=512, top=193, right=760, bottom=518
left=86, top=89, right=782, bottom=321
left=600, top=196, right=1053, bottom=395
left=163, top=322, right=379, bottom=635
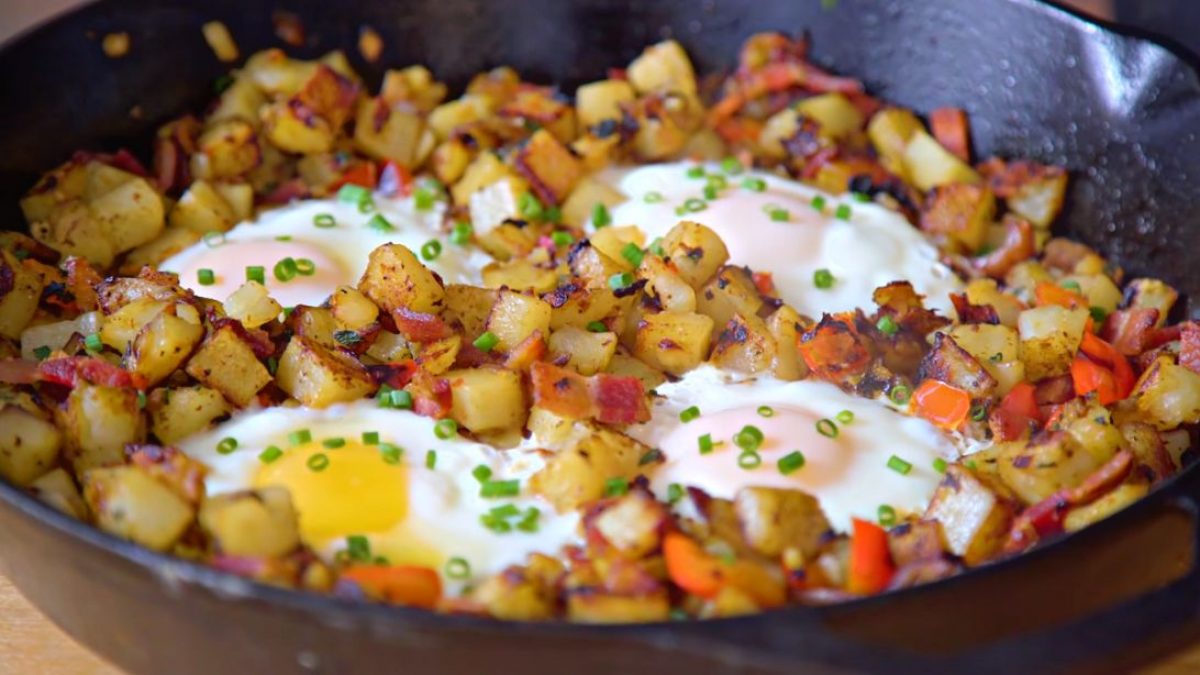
left=276, top=335, right=377, bottom=408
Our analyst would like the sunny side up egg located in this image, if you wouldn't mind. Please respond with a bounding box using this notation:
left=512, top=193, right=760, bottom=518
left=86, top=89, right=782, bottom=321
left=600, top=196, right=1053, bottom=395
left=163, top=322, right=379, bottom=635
left=176, top=400, right=579, bottom=587
left=628, top=365, right=959, bottom=531
left=596, top=162, right=963, bottom=319
left=160, top=192, right=490, bottom=308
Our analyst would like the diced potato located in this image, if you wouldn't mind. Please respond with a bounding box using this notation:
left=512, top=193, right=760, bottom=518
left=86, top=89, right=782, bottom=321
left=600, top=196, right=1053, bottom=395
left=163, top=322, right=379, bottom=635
left=592, top=490, right=668, bottom=558
left=224, top=281, right=284, bottom=329
left=514, top=129, right=584, bottom=205
left=530, top=428, right=648, bottom=511
left=61, top=384, right=144, bottom=473
left=276, top=336, right=376, bottom=408
left=946, top=324, right=1024, bottom=396
left=168, top=180, right=237, bottom=233
left=920, top=184, right=995, bottom=253
left=29, top=468, right=88, bottom=520
left=148, top=386, right=231, bottom=444
left=902, top=129, right=981, bottom=192
left=627, top=40, right=697, bottom=96
left=0, top=406, right=63, bottom=486
left=767, top=305, right=808, bottom=381
left=576, top=79, right=637, bottom=128
left=1063, top=483, right=1149, bottom=532
left=795, top=93, right=864, bottom=140
left=663, top=221, right=729, bottom=288
left=428, top=94, right=493, bottom=140
left=84, top=466, right=194, bottom=551
left=330, top=285, right=379, bottom=330
left=445, top=367, right=527, bottom=432
left=710, top=313, right=777, bottom=375
left=127, top=309, right=205, bottom=386
left=485, top=290, right=552, bottom=351
left=734, top=487, right=831, bottom=558
left=1130, top=357, right=1200, bottom=430
left=548, top=326, right=618, bottom=375
left=696, top=265, right=764, bottom=341
left=924, top=466, right=1012, bottom=565
left=632, top=311, right=713, bottom=376
left=358, top=243, right=446, bottom=315
left=185, top=325, right=272, bottom=407
left=964, top=278, right=1023, bottom=327
left=605, top=353, right=667, bottom=390
left=1017, top=305, right=1089, bottom=381
left=192, top=119, right=261, bottom=180
left=0, top=250, right=46, bottom=339
left=1060, top=274, right=1122, bottom=314
left=199, top=487, right=301, bottom=557
left=1125, top=279, right=1178, bottom=327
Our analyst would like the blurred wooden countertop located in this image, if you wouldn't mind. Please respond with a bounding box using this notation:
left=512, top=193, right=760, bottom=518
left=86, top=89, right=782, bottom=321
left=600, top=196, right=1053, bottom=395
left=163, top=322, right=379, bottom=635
left=1, top=571, right=1199, bottom=675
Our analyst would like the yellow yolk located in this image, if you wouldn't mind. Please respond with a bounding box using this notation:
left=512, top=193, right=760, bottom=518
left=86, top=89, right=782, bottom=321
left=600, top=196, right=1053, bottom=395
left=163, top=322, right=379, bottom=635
left=254, top=441, right=407, bottom=544
left=176, top=239, right=345, bottom=309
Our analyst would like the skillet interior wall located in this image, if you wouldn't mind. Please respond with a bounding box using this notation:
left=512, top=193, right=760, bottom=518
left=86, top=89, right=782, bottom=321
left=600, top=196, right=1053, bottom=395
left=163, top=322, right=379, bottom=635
left=1, top=0, right=1199, bottom=311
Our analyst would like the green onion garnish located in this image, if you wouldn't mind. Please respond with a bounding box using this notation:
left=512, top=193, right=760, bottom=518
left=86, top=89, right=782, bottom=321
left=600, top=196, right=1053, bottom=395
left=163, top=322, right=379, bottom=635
left=362, top=431, right=380, bottom=445
left=586, top=320, right=607, bottom=333
left=810, top=195, right=827, bottom=212
left=757, top=405, right=774, bottom=418
left=680, top=406, right=700, bottom=423
left=720, top=156, right=743, bottom=174
left=84, top=333, right=102, bottom=353
left=322, top=437, right=346, bottom=449
left=890, top=384, right=913, bottom=405
left=307, top=453, right=330, bottom=472
left=737, top=451, right=763, bottom=469
left=473, top=331, right=499, bottom=352
left=733, top=425, right=764, bottom=452
left=834, top=204, right=852, bottom=220
left=245, top=266, right=265, bottom=284
left=877, top=504, right=897, bottom=527
left=813, top=268, right=834, bottom=289
left=367, top=214, right=395, bottom=233
left=741, top=177, right=767, bottom=192
left=444, top=557, right=471, bottom=580
left=816, top=418, right=839, bottom=438
left=421, top=240, right=442, bottom=261
left=608, top=271, right=634, bottom=290
left=216, top=437, right=238, bottom=455
left=481, top=479, right=520, bottom=498
left=425, top=449, right=437, bottom=469
left=314, top=213, right=336, bottom=228
left=683, top=197, right=707, bottom=213
left=933, top=457, right=948, bottom=474
left=698, top=433, right=715, bottom=454
left=289, top=429, right=312, bottom=446
left=472, top=464, right=493, bottom=483
left=778, top=451, right=806, bottom=475
left=592, top=203, right=612, bottom=228
left=518, top=192, right=544, bottom=221
left=887, top=455, right=913, bottom=475
left=667, top=483, right=684, bottom=503
left=836, top=410, right=855, bottom=425
left=450, top=221, right=473, bottom=245
left=621, top=242, right=644, bottom=267
left=434, top=419, right=458, bottom=440
left=274, top=257, right=298, bottom=282
left=551, top=231, right=574, bottom=247
left=197, top=268, right=215, bottom=286
left=876, top=315, right=899, bottom=336
left=259, top=445, right=283, bottom=463
left=603, top=477, right=628, bottom=497
left=644, top=191, right=665, bottom=203
left=32, top=346, right=50, bottom=361
left=379, top=443, right=403, bottom=464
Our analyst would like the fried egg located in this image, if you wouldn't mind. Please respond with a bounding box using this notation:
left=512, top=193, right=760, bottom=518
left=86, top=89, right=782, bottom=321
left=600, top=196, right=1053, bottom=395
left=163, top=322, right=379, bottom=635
left=628, top=365, right=958, bottom=530
left=600, top=162, right=962, bottom=319
left=161, top=193, right=490, bottom=308
left=176, top=400, right=579, bottom=586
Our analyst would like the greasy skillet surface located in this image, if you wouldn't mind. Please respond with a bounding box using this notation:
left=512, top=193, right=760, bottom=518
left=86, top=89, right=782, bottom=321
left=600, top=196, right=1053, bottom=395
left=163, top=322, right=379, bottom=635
left=1, top=0, right=1200, bottom=673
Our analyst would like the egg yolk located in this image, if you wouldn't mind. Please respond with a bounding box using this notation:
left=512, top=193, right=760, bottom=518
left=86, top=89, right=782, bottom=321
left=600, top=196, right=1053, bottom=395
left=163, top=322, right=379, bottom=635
left=177, top=238, right=345, bottom=307
left=254, top=441, right=407, bottom=545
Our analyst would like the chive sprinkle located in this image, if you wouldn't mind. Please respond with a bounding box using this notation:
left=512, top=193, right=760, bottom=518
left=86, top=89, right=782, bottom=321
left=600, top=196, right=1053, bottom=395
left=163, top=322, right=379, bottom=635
left=197, top=268, right=215, bottom=286
left=680, top=406, right=700, bottom=423
left=778, top=451, right=806, bottom=475
left=434, top=419, right=458, bottom=440
left=877, top=504, right=897, bottom=527
left=887, top=455, right=913, bottom=475
left=444, top=557, right=471, bottom=580
left=259, top=445, right=283, bottom=463
left=216, top=437, right=238, bottom=455
left=473, top=331, right=499, bottom=352
left=816, top=418, right=839, bottom=438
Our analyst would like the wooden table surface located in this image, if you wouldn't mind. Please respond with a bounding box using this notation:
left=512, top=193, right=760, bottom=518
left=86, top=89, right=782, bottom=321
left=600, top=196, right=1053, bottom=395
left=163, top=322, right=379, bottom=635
left=1, top=571, right=1198, bottom=675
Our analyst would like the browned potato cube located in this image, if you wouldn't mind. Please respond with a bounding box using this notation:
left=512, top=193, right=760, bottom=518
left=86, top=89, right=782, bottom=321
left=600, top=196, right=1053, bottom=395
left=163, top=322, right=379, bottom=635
left=199, top=487, right=301, bottom=557
left=548, top=326, right=617, bottom=375
left=276, top=335, right=377, bottom=408
left=530, top=428, right=647, bottom=511
left=632, top=311, right=713, bottom=376
left=61, top=384, right=145, bottom=473
left=734, top=486, right=831, bottom=559
left=514, top=129, right=584, bottom=205
left=0, top=250, right=45, bottom=340
left=359, top=243, right=446, bottom=315
left=185, top=325, right=272, bottom=407
left=484, top=290, right=552, bottom=351
left=924, top=466, right=1013, bottom=566
left=445, top=367, right=526, bottom=432
left=663, top=221, right=729, bottom=289
left=84, top=466, right=194, bottom=551
left=0, top=406, right=63, bottom=486
left=147, top=386, right=231, bottom=445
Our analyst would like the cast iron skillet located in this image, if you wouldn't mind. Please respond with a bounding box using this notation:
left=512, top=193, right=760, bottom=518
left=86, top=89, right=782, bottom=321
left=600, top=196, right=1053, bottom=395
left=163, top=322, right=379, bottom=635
left=2, top=0, right=1200, bottom=672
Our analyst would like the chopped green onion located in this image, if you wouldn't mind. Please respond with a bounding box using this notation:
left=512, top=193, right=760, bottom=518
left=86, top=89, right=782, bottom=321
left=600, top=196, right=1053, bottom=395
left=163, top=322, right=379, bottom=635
left=367, top=213, right=395, bottom=233
left=362, top=431, right=380, bottom=445
left=473, top=331, right=499, bottom=352
left=877, top=504, right=897, bottom=527
left=434, top=419, right=458, bottom=440
left=608, top=271, right=634, bottom=290
left=245, top=266, right=265, bottom=284
left=444, top=557, right=471, bottom=580
left=1089, top=306, right=1109, bottom=324
left=379, top=443, right=403, bottom=464
left=259, top=445, right=283, bottom=463
left=733, top=425, right=764, bottom=452
left=450, top=221, right=473, bottom=245
left=686, top=166, right=705, bottom=179
left=307, top=453, right=330, bottom=472
left=720, top=156, right=744, bottom=174
left=414, top=187, right=437, bottom=211
left=481, top=479, right=520, bottom=498
left=289, top=429, right=312, bottom=446
left=621, top=242, right=644, bottom=267
left=887, top=454, right=913, bottom=475
left=639, top=448, right=664, bottom=466
left=197, top=268, right=216, bottom=286
left=932, top=457, right=948, bottom=474
left=667, top=483, right=684, bottom=504
left=737, top=451, right=763, bottom=469
left=876, top=315, right=899, bottom=336
left=472, top=464, right=493, bottom=483
left=683, top=197, right=707, bottom=213
left=836, top=410, right=855, bottom=425
left=586, top=320, right=607, bottom=333
left=32, top=346, right=50, bottom=361
left=294, top=258, right=316, bottom=276
left=518, top=192, right=544, bottom=221
left=84, top=333, right=103, bottom=353
left=810, top=195, right=827, bottom=212
left=680, top=406, right=701, bottom=423
left=815, top=418, right=839, bottom=438
left=274, top=257, right=298, bottom=282
left=757, top=405, right=774, bottom=418
left=216, top=437, right=238, bottom=455
left=778, top=451, right=806, bottom=475
left=425, top=449, right=437, bottom=469
left=592, top=203, right=612, bottom=228
left=313, top=213, right=336, bottom=228
left=813, top=268, right=834, bottom=289
left=768, top=208, right=790, bottom=222
left=834, top=204, right=852, bottom=220
left=322, top=437, right=346, bottom=449
left=337, top=183, right=371, bottom=206
left=603, top=477, right=628, bottom=497
left=741, top=177, right=767, bottom=192
left=551, top=231, right=574, bottom=247
left=203, top=231, right=226, bottom=248
left=421, top=239, right=442, bottom=261
left=698, top=433, right=715, bottom=454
